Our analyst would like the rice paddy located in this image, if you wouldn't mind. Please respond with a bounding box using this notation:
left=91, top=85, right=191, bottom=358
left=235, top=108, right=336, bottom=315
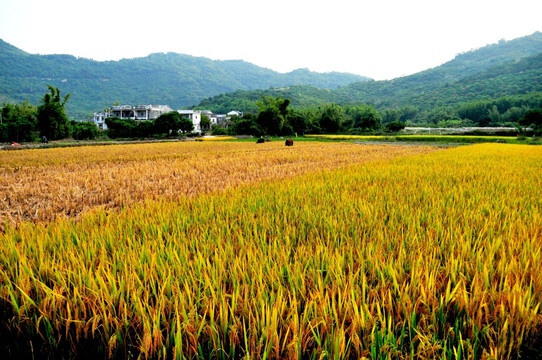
left=0, top=142, right=540, bottom=359
left=305, top=134, right=529, bottom=144
left=0, top=141, right=433, bottom=231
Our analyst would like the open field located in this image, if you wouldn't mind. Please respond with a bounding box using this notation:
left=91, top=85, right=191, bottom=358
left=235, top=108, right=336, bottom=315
left=305, top=134, right=542, bottom=145
left=0, top=141, right=436, bottom=231
left=0, top=143, right=541, bottom=359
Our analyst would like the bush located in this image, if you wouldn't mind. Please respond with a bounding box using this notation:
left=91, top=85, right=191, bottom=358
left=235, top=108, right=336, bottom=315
left=385, top=121, right=406, bottom=133
left=71, top=121, right=99, bottom=140
left=134, top=121, right=155, bottom=138
left=105, top=117, right=136, bottom=138
left=211, top=125, right=228, bottom=135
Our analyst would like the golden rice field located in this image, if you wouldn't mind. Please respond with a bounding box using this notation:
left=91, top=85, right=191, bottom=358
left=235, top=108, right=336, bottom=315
left=305, top=134, right=518, bottom=143
left=0, top=141, right=434, bottom=231
left=0, top=142, right=541, bottom=359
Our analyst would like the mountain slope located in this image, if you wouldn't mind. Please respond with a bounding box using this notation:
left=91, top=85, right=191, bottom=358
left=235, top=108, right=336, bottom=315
left=195, top=32, right=542, bottom=112
left=0, top=40, right=370, bottom=119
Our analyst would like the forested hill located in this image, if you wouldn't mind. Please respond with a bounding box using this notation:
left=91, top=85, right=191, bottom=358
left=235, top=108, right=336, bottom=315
left=195, top=32, right=542, bottom=113
left=0, top=40, right=370, bottom=119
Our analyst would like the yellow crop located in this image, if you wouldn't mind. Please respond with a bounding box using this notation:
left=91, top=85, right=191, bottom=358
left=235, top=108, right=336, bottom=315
left=306, top=134, right=517, bottom=143
left=0, top=143, right=540, bottom=359
left=194, top=136, right=237, bottom=141
left=0, top=141, right=434, bottom=230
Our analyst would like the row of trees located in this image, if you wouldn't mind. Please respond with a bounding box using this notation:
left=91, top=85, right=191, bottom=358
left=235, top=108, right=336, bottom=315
left=0, top=86, right=198, bottom=142
left=401, top=92, right=542, bottom=128
left=3, top=88, right=541, bottom=143
left=1, top=86, right=100, bottom=142
left=216, top=96, right=404, bottom=137
left=217, top=95, right=542, bottom=136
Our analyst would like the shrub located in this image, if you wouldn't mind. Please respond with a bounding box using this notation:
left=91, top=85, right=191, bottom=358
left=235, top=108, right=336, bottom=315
left=71, top=121, right=99, bottom=140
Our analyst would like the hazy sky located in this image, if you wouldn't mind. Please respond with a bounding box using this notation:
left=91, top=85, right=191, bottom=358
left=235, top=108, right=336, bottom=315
left=1, top=0, right=541, bottom=80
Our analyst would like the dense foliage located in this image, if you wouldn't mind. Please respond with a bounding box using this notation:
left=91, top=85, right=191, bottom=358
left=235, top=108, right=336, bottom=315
left=195, top=33, right=542, bottom=128
left=1, top=86, right=100, bottom=142
left=0, top=100, right=37, bottom=142
left=3, top=33, right=542, bottom=139
left=70, top=120, right=100, bottom=140
left=37, top=85, right=71, bottom=140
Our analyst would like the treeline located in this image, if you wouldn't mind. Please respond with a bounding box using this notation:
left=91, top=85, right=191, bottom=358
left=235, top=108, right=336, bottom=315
left=413, top=92, right=542, bottom=127
left=194, top=49, right=542, bottom=125
left=0, top=86, right=201, bottom=143
left=212, top=94, right=542, bottom=137
left=3, top=87, right=541, bottom=144
left=200, top=91, right=542, bottom=130
left=0, top=86, right=101, bottom=143
left=211, top=96, right=408, bottom=137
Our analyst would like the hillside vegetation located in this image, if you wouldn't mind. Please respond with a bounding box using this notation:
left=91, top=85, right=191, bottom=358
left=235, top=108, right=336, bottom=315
left=196, top=32, right=542, bottom=118
left=0, top=40, right=369, bottom=119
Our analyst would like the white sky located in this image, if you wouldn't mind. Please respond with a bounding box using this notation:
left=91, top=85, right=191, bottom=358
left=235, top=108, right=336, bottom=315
left=0, top=0, right=541, bottom=80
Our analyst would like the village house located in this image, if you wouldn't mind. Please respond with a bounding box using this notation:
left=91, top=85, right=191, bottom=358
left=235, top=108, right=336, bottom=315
left=178, top=110, right=202, bottom=133
left=92, top=104, right=241, bottom=133
left=92, top=104, right=173, bottom=130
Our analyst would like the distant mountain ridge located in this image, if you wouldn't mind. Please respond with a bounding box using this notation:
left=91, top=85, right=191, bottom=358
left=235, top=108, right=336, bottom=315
left=0, top=40, right=370, bottom=119
left=195, top=32, right=542, bottom=113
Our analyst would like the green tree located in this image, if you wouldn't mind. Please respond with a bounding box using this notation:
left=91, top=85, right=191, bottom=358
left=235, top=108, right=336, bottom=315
left=200, top=114, right=211, bottom=132
left=519, top=108, right=542, bottom=134
left=211, top=125, right=228, bottom=135
left=398, top=106, right=419, bottom=123
left=256, top=96, right=291, bottom=135
left=288, top=110, right=307, bottom=135
left=134, top=121, right=155, bottom=138
left=319, top=104, right=343, bottom=133
left=487, top=105, right=501, bottom=124
left=382, top=109, right=400, bottom=124
left=178, top=117, right=194, bottom=134
left=350, top=104, right=382, bottom=130
left=228, top=117, right=263, bottom=136
left=37, top=86, right=71, bottom=140
left=385, top=121, right=406, bottom=133
left=154, top=112, right=181, bottom=136
left=0, top=101, right=38, bottom=142
left=105, top=117, right=136, bottom=138
left=71, top=121, right=99, bottom=140
left=501, top=107, right=525, bottom=124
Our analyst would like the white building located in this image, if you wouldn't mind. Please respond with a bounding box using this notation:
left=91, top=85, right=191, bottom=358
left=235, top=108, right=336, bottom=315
left=93, top=112, right=108, bottom=130
left=93, top=105, right=241, bottom=133
left=178, top=110, right=202, bottom=133
left=227, top=110, right=243, bottom=118
left=92, top=104, right=173, bottom=130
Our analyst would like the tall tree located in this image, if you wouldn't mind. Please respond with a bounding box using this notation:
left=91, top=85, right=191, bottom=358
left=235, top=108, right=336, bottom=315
left=519, top=108, right=542, bottom=134
left=256, top=96, right=291, bottom=135
left=319, top=104, right=343, bottom=133
left=154, top=111, right=181, bottom=136
left=349, top=104, right=382, bottom=130
left=288, top=110, right=307, bottom=135
left=0, top=101, right=37, bottom=142
left=177, top=117, right=194, bottom=134
left=200, top=114, right=211, bottom=132
left=37, top=86, right=71, bottom=140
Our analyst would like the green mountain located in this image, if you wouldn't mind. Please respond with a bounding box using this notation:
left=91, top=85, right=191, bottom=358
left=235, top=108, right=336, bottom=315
left=0, top=40, right=370, bottom=119
left=196, top=32, right=542, bottom=113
